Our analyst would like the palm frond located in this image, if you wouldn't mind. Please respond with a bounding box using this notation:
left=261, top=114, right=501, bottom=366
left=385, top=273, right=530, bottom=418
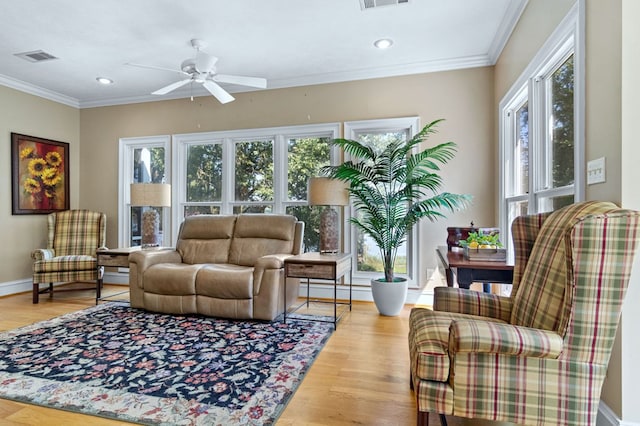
left=324, top=119, right=471, bottom=281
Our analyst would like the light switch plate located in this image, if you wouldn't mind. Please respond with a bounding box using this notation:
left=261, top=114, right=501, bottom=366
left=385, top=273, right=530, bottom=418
left=587, top=157, right=606, bottom=185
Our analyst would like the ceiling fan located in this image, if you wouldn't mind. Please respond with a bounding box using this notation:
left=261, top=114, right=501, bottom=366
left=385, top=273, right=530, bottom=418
left=127, top=39, right=267, bottom=104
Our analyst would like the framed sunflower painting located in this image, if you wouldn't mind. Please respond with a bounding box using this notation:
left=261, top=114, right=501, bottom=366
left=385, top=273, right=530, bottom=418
left=11, top=133, right=70, bottom=215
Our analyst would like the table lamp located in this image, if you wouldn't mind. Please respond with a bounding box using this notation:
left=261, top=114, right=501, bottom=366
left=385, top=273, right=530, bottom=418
left=308, top=177, right=349, bottom=254
left=130, top=183, right=171, bottom=248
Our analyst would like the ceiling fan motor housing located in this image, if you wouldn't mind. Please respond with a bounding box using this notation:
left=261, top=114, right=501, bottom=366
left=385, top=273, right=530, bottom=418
left=181, top=59, right=196, bottom=74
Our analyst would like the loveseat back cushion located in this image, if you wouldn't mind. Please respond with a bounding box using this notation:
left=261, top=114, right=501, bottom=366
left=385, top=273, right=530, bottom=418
left=510, top=201, right=618, bottom=333
left=176, top=215, right=237, bottom=264
left=229, top=214, right=297, bottom=266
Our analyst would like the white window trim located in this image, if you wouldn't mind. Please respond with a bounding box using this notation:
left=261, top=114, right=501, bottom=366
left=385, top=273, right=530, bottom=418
left=343, top=116, right=421, bottom=288
left=171, top=123, right=340, bottom=244
left=499, top=1, right=585, bottom=241
left=118, top=135, right=172, bottom=247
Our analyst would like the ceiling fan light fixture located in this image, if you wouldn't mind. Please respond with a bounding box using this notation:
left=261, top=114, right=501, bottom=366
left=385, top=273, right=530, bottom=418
left=96, top=77, right=114, bottom=85
left=374, top=38, right=394, bottom=49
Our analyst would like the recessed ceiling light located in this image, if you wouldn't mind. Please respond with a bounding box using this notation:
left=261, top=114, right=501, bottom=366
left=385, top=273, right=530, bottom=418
left=374, top=38, right=394, bottom=49
left=96, top=77, right=114, bottom=85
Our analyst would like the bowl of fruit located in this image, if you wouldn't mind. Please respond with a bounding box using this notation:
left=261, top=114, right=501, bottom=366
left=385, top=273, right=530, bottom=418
left=459, top=229, right=507, bottom=261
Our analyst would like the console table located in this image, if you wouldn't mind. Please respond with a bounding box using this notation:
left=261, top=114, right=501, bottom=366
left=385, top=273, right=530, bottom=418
left=284, top=252, right=352, bottom=329
left=436, top=246, right=513, bottom=291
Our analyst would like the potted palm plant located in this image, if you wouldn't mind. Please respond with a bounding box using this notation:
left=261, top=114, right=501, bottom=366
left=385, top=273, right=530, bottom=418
left=321, top=119, right=470, bottom=316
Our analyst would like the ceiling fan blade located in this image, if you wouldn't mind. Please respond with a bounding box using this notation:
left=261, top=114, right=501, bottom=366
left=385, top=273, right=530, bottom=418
left=152, top=78, right=192, bottom=95
left=203, top=80, right=235, bottom=104
left=214, top=74, right=267, bottom=89
left=195, top=51, right=218, bottom=73
left=125, top=62, right=184, bottom=75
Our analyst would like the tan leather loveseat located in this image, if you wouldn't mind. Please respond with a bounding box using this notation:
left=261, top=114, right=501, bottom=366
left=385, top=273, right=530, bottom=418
left=128, top=214, right=304, bottom=321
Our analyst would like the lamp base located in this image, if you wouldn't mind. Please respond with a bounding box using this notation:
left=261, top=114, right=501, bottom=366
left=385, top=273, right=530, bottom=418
left=141, top=209, right=162, bottom=248
left=319, top=207, right=339, bottom=254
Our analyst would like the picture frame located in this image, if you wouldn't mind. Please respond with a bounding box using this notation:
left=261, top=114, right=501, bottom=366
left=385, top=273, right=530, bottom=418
left=11, top=132, right=70, bottom=215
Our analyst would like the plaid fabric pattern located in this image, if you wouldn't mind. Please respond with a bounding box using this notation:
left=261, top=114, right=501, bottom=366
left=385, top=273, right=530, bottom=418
left=449, top=320, right=563, bottom=357
left=510, top=201, right=619, bottom=333
left=510, top=211, right=551, bottom=299
left=33, top=210, right=106, bottom=284
left=452, top=353, right=608, bottom=425
left=409, top=308, right=506, bottom=382
left=408, top=201, right=640, bottom=426
left=50, top=210, right=106, bottom=257
left=433, top=287, right=512, bottom=322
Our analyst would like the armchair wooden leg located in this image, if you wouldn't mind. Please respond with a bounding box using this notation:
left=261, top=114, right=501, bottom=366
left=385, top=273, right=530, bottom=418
left=32, top=283, right=39, bottom=304
left=417, top=412, right=447, bottom=426
left=417, top=411, right=429, bottom=426
left=49, top=282, right=53, bottom=298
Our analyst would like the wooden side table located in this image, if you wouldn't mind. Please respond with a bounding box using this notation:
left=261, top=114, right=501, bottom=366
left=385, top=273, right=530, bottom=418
left=284, top=252, right=352, bottom=329
left=96, top=247, right=141, bottom=303
left=436, top=246, right=513, bottom=292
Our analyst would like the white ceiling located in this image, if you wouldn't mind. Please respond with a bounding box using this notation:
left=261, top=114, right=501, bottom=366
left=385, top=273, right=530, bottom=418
left=0, top=0, right=527, bottom=109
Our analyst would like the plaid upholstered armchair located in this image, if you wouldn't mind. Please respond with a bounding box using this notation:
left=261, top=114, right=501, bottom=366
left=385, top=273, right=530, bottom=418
left=31, top=210, right=106, bottom=304
left=408, top=201, right=640, bottom=426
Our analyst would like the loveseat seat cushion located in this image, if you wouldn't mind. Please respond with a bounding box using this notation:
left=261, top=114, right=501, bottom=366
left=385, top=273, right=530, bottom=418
left=144, top=263, right=201, bottom=295
left=229, top=214, right=297, bottom=266
left=196, top=264, right=254, bottom=299
left=177, top=215, right=237, bottom=264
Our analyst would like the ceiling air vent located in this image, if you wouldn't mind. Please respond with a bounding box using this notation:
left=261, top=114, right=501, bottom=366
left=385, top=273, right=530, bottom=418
left=360, top=0, right=408, bottom=10
left=14, top=50, right=58, bottom=63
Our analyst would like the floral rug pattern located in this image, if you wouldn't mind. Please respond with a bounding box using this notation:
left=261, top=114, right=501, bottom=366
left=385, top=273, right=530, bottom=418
left=0, top=303, right=333, bottom=425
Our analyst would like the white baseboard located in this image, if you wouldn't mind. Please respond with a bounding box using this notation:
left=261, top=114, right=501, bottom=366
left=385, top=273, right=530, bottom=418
left=0, top=279, right=32, bottom=297
left=598, top=400, right=640, bottom=426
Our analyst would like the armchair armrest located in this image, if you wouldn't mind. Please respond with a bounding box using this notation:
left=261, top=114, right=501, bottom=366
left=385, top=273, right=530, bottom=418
left=31, top=248, right=55, bottom=261
left=433, top=287, right=512, bottom=322
left=449, top=319, right=564, bottom=359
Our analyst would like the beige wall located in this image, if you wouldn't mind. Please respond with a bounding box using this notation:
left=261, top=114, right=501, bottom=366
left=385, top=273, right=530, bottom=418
left=80, top=68, right=496, bottom=284
left=585, top=0, right=622, bottom=203
left=0, top=86, right=80, bottom=283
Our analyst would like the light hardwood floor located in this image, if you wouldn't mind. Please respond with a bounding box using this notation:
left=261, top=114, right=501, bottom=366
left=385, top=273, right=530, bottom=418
left=0, top=284, right=514, bottom=426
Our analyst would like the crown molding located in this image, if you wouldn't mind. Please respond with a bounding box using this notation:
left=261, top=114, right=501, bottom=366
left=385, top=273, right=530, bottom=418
left=0, top=73, right=79, bottom=108
left=3, top=53, right=494, bottom=109
left=488, top=0, right=529, bottom=63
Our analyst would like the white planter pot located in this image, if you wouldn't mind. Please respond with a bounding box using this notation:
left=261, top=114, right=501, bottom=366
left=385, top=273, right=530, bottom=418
left=371, top=277, right=408, bottom=316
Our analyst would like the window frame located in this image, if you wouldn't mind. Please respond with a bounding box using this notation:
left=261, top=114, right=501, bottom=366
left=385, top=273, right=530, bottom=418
left=171, top=123, right=340, bottom=243
left=499, top=2, right=585, bottom=255
left=118, top=135, right=172, bottom=248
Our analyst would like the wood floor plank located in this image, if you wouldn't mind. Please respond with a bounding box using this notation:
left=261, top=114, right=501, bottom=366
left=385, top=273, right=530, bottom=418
left=0, top=284, right=514, bottom=425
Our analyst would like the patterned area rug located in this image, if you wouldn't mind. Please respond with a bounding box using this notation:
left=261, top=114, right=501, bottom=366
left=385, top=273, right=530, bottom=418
left=0, top=303, right=333, bottom=425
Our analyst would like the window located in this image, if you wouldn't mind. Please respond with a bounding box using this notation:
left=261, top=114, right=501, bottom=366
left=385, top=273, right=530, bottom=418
left=118, top=136, right=171, bottom=247
left=172, top=123, right=339, bottom=251
left=500, top=4, right=584, bottom=256
left=344, top=117, right=420, bottom=287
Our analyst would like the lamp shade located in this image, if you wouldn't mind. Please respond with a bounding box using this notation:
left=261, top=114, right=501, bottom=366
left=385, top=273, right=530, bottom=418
left=308, top=177, right=349, bottom=206
left=130, top=183, right=171, bottom=207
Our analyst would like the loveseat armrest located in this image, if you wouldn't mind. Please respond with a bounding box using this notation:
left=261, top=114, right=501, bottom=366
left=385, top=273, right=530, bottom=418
left=253, top=254, right=292, bottom=289
left=433, top=286, right=512, bottom=322
left=449, top=319, right=563, bottom=359
left=254, top=253, right=290, bottom=270
left=31, top=248, right=55, bottom=261
left=129, top=249, right=183, bottom=273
